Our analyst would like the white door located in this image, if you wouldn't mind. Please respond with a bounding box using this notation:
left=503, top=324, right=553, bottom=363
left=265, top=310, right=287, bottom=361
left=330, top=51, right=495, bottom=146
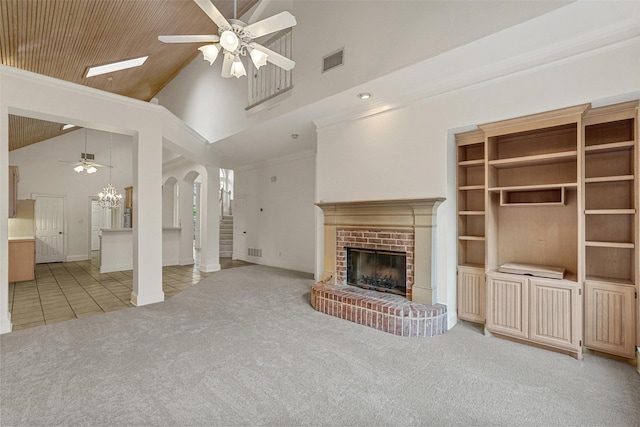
left=35, top=195, right=65, bottom=263
left=232, top=197, right=247, bottom=261
left=91, top=201, right=102, bottom=250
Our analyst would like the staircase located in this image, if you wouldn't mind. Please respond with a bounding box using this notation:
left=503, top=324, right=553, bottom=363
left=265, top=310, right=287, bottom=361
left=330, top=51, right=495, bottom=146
left=219, top=215, right=233, bottom=258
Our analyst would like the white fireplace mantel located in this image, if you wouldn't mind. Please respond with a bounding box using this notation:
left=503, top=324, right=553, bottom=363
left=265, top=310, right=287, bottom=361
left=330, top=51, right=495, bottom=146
left=316, top=198, right=445, bottom=305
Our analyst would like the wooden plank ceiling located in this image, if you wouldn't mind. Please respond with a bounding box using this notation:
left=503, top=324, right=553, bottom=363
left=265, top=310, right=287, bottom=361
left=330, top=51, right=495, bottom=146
left=1, top=0, right=258, bottom=151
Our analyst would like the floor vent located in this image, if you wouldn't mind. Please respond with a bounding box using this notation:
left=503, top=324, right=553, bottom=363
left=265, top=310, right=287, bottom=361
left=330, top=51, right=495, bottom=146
left=248, top=248, right=262, bottom=257
left=322, top=48, right=344, bottom=73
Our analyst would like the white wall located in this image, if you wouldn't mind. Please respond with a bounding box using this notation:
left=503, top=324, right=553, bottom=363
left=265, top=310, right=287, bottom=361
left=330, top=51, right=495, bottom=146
left=234, top=152, right=316, bottom=273
left=155, top=52, right=248, bottom=144
left=156, top=1, right=566, bottom=144
left=9, top=129, right=133, bottom=261
left=316, top=37, right=640, bottom=327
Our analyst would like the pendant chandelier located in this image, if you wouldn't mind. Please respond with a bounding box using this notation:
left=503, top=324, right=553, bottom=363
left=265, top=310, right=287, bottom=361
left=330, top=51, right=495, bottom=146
left=98, top=78, right=122, bottom=209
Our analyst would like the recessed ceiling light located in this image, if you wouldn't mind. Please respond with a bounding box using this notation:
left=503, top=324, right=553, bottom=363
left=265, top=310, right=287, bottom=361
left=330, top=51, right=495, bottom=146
left=85, top=55, right=149, bottom=78
left=357, top=92, right=372, bottom=100
left=61, top=124, right=76, bottom=131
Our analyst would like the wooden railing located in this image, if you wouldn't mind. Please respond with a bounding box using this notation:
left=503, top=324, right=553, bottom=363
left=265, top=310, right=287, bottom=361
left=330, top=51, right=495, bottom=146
left=246, top=29, right=293, bottom=109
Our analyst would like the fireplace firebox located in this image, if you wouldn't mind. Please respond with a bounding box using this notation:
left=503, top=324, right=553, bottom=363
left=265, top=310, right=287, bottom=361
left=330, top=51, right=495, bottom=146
left=347, top=248, right=407, bottom=295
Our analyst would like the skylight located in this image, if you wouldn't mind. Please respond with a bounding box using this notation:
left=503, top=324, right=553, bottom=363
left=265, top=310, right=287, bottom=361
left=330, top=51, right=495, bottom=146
left=85, top=56, right=149, bottom=78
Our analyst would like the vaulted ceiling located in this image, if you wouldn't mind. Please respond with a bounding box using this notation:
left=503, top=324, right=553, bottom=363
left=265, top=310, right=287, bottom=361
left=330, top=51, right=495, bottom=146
left=1, top=0, right=258, bottom=151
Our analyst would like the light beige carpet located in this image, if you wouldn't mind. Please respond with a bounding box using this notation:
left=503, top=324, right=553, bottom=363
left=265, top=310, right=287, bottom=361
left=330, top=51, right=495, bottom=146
left=1, top=265, right=639, bottom=426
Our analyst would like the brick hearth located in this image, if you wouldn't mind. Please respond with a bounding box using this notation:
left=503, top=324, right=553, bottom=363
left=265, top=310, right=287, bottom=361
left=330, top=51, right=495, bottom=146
left=311, top=282, right=447, bottom=338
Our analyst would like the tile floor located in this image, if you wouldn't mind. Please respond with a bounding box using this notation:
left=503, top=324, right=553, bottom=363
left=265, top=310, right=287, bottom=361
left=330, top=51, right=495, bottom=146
left=8, top=252, right=252, bottom=331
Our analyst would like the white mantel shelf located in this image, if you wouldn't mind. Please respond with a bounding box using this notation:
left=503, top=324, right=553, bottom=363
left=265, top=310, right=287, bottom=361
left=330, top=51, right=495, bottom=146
left=316, top=198, right=445, bottom=230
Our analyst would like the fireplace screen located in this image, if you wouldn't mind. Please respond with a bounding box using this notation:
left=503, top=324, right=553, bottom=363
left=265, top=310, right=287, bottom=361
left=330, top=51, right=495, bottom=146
left=347, top=248, right=407, bottom=295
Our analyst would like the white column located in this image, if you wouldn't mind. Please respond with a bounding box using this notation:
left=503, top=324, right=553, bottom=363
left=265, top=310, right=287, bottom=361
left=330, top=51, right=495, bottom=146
left=200, top=165, right=221, bottom=273
left=178, top=178, right=195, bottom=265
left=131, top=126, right=164, bottom=306
left=194, top=182, right=202, bottom=250
left=0, top=95, right=12, bottom=333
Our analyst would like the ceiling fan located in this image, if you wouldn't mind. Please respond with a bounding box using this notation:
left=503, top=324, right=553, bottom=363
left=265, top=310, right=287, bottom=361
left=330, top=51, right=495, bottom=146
left=59, top=128, right=111, bottom=174
left=158, top=0, right=296, bottom=78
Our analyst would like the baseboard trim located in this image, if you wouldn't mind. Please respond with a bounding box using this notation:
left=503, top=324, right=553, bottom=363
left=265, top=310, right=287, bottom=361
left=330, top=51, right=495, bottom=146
left=100, top=263, right=133, bottom=274
left=66, top=254, right=89, bottom=262
left=200, top=263, right=221, bottom=273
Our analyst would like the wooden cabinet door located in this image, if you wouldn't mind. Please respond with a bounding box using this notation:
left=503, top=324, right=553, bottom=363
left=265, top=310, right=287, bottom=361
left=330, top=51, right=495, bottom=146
left=584, top=281, right=636, bottom=358
left=486, top=273, right=528, bottom=339
left=9, top=240, right=35, bottom=282
left=529, top=278, right=581, bottom=351
left=457, top=266, right=485, bottom=323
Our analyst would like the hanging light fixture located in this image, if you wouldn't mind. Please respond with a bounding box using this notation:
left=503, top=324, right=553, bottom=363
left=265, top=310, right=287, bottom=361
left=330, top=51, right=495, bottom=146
left=249, top=48, right=268, bottom=69
left=159, top=0, right=296, bottom=79
left=98, top=78, right=123, bottom=209
left=72, top=129, right=100, bottom=174
left=198, top=44, right=220, bottom=64
left=230, top=55, right=247, bottom=78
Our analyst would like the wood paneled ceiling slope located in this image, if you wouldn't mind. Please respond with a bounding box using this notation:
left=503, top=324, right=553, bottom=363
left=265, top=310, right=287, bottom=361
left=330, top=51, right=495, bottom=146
left=1, top=0, right=258, bottom=151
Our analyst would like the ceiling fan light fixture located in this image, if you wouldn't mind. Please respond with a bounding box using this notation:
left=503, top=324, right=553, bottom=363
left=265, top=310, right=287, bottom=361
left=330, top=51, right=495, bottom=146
left=219, top=30, right=239, bottom=52
left=250, top=48, right=268, bottom=69
left=74, top=165, right=84, bottom=173
left=231, top=57, right=247, bottom=78
left=87, top=166, right=98, bottom=174
left=198, top=44, right=220, bottom=64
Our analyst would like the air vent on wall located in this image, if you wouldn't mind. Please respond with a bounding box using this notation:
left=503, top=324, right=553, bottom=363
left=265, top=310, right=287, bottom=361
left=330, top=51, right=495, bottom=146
left=322, top=48, right=344, bottom=73
left=248, top=248, right=262, bottom=257
left=81, top=153, right=95, bottom=160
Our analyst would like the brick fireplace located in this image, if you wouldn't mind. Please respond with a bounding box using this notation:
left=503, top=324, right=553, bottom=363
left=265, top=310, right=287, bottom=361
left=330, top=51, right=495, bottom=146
left=338, top=229, right=413, bottom=297
left=316, top=198, right=444, bottom=305
left=313, top=198, right=447, bottom=337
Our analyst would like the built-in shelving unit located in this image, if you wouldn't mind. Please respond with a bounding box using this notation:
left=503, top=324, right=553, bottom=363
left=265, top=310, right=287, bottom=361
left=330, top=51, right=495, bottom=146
left=455, top=100, right=639, bottom=361
left=581, top=102, right=638, bottom=359
left=456, top=130, right=486, bottom=324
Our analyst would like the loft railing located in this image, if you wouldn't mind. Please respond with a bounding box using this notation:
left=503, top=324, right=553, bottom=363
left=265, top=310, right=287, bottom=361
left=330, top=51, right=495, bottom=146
left=246, top=29, right=293, bottom=110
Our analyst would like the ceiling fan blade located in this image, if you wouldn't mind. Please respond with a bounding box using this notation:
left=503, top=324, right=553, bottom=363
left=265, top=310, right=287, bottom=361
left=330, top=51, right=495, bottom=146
left=246, top=0, right=271, bottom=24
left=221, top=53, right=233, bottom=78
left=158, top=35, right=220, bottom=43
left=58, top=160, right=82, bottom=165
left=244, top=12, right=296, bottom=38
left=248, top=42, right=295, bottom=70
left=193, top=0, right=231, bottom=30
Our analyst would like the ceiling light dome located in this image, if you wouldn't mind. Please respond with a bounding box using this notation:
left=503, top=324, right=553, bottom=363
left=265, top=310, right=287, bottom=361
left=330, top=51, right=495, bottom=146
left=219, top=30, right=239, bottom=52
left=230, top=56, right=247, bottom=78
left=250, top=48, right=268, bottom=69
left=198, top=44, right=220, bottom=64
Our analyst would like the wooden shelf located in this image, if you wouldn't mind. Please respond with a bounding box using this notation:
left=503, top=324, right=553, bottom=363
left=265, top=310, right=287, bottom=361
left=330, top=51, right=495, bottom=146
left=459, top=185, right=484, bottom=191
left=585, top=175, right=634, bottom=183
left=585, top=209, right=635, bottom=215
left=458, top=211, right=485, bottom=216
left=458, top=262, right=484, bottom=269
left=458, top=159, right=484, bottom=167
left=489, top=182, right=577, bottom=192
left=585, top=241, right=634, bottom=249
left=488, top=150, right=577, bottom=169
left=584, top=140, right=634, bottom=153
left=459, top=236, right=485, bottom=241
left=585, top=275, right=634, bottom=287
